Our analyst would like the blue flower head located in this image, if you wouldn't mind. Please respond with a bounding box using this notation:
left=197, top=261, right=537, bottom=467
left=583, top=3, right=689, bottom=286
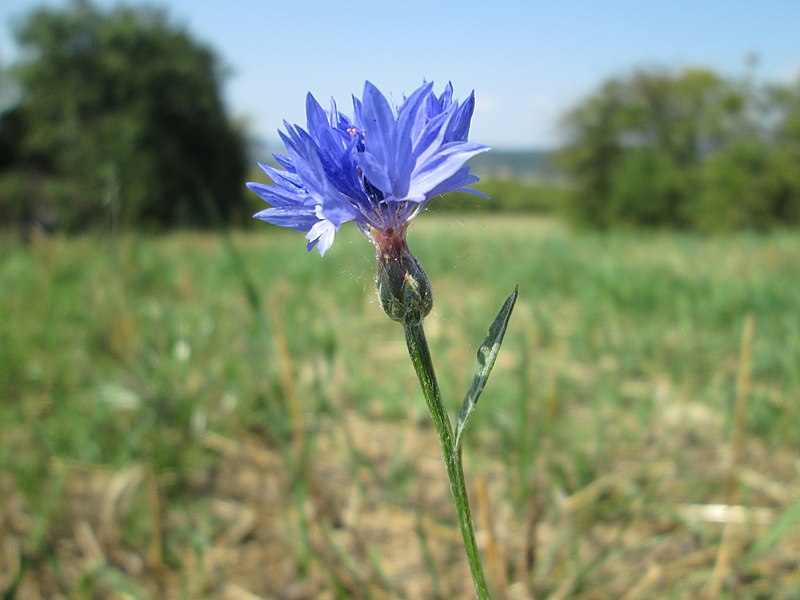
left=247, top=81, right=489, bottom=256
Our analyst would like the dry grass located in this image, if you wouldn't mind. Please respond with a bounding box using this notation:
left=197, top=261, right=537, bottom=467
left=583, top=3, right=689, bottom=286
left=2, top=220, right=799, bottom=598
left=2, top=405, right=799, bottom=599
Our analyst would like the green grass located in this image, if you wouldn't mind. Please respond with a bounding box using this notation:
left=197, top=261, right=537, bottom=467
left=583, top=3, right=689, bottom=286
left=1, top=215, right=799, bottom=598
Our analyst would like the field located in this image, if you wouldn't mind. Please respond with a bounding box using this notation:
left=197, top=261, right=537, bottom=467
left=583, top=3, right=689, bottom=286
left=1, top=215, right=799, bottom=599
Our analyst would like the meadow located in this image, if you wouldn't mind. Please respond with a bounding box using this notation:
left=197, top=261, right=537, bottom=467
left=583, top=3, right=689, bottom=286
left=1, top=215, right=799, bottom=599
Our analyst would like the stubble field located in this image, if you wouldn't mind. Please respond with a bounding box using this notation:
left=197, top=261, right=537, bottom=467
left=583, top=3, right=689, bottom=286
left=1, top=215, right=799, bottom=599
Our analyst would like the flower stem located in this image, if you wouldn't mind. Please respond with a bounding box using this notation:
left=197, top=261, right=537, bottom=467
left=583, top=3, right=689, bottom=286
left=403, top=321, right=490, bottom=599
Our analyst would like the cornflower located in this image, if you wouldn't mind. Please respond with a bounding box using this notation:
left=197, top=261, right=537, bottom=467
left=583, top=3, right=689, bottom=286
left=247, top=80, right=488, bottom=256
left=248, top=81, right=516, bottom=600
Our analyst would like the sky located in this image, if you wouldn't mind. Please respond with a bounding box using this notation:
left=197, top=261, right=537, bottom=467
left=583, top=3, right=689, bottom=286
left=2, top=0, right=799, bottom=149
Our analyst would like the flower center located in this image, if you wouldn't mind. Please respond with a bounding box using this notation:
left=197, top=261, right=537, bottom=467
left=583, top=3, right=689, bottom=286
left=347, top=126, right=366, bottom=152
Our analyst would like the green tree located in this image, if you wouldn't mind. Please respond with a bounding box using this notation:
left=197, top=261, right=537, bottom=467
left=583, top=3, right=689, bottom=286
left=694, top=142, right=776, bottom=230
left=0, top=61, right=22, bottom=170
left=558, top=68, right=751, bottom=229
left=766, top=77, right=800, bottom=223
left=9, top=0, right=247, bottom=229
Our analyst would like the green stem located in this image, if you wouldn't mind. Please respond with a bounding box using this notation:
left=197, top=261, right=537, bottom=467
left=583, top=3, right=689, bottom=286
left=404, top=321, right=490, bottom=600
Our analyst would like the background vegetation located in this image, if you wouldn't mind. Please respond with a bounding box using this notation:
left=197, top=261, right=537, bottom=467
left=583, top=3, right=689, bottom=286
left=0, top=0, right=247, bottom=232
left=558, top=67, right=800, bottom=230
left=2, top=219, right=799, bottom=597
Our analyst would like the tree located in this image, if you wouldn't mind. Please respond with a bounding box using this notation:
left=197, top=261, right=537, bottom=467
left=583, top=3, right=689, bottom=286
left=558, top=68, right=758, bottom=229
left=8, top=0, right=247, bottom=229
left=762, top=77, right=800, bottom=224
left=0, top=61, right=23, bottom=170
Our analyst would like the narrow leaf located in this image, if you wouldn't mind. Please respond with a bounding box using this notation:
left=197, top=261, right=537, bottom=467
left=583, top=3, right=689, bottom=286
left=455, top=285, right=519, bottom=452
left=747, top=497, right=800, bottom=558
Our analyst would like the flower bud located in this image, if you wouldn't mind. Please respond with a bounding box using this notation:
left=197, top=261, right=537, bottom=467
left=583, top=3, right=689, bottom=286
left=372, top=226, right=433, bottom=325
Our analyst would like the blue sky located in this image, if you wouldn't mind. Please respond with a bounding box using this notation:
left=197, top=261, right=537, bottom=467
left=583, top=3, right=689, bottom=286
left=2, top=0, right=799, bottom=149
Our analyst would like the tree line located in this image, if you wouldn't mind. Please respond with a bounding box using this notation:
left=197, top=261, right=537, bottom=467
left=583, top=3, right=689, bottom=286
left=1, top=0, right=798, bottom=232
left=558, top=67, right=800, bottom=230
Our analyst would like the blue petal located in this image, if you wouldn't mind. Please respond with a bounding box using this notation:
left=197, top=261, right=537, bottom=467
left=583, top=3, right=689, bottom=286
left=328, top=97, right=340, bottom=128
left=426, top=166, right=485, bottom=199
left=305, top=93, right=344, bottom=160
left=257, top=162, right=303, bottom=188
left=408, top=142, right=489, bottom=199
left=277, top=135, right=359, bottom=228
left=351, top=95, right=363, bottom=128
left=360, top=82, right=398, bottom=180
left=272, top=153, right=294, bottom=171
left=246, top=181, right=308, bottom=207
left=446, top=92, right=476, bottom=142
left=411, top=110, right=451, bottom=164
left=439, top=82, right=454, bottom=108
left=305, top=93, right=329, bottom=136
left=393, top=82, right=433, bottom=197
left=254, top=206, right=318, bottom=232
left=317, top=196, right=358, bottom=228
left=355, top=151, right=392, bottom=193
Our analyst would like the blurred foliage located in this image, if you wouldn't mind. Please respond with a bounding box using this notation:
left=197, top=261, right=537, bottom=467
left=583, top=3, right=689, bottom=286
left=0, top=0, right=247, bottom=231
left=426, top=177, right=571, bottom=215
left=558, top=67, right=800, bottom=230
left=2, top=220, right=799, bottom=596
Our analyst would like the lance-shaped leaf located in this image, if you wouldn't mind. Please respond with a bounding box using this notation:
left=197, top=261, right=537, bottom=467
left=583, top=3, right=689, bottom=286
left=454, top=285, right=518, bottom=452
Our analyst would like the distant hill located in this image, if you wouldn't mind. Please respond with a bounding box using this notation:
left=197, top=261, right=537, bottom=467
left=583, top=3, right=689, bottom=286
left=249, top=137, right=560, bottom=182
left=468, top=149, right=559, bottom=182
